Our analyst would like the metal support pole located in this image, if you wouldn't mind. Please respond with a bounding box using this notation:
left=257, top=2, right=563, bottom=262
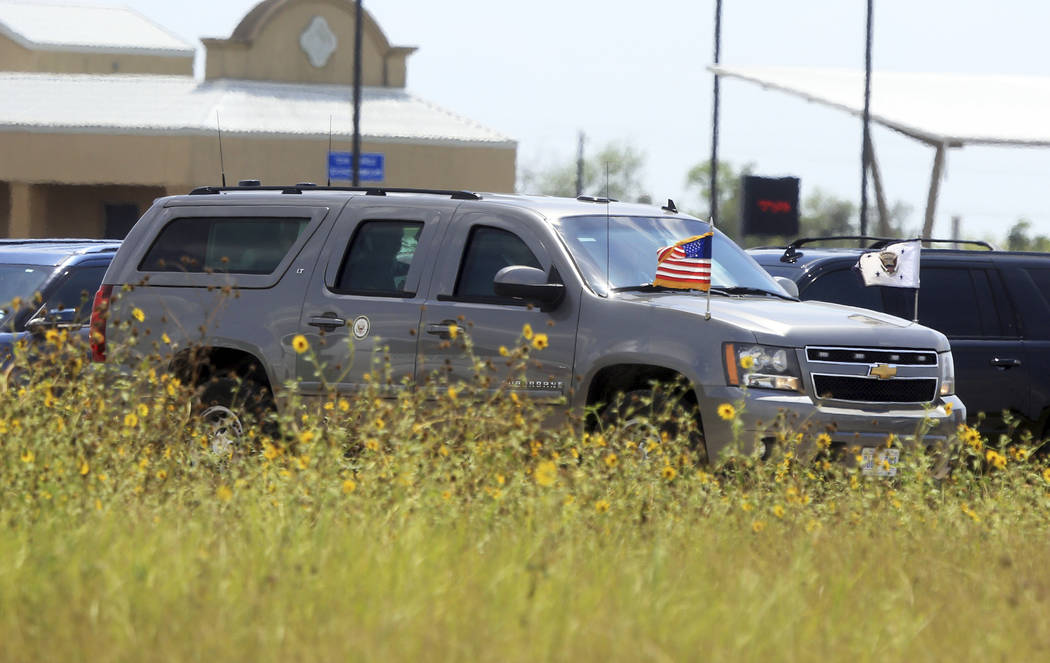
left=860, top=0, right=874, bottom=235
left=922, top=142, right=947, bottom=241
left=351, top=0, right=364, bottom=186
left=709, top=0, right=723, bottom=224
left=575, top=131, right=585, bottom=197
left=865, top=132, right=891, bottom=235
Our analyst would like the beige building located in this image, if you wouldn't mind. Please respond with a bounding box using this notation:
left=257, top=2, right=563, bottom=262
left=0, top=0, right=516, bottom=238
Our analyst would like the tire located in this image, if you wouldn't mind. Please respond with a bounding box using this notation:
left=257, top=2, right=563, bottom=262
left=196, top=372, right=275, bottom=456
left=600, top=387, right=708, bottom=464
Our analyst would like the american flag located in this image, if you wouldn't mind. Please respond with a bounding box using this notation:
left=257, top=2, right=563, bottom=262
left=653, top=233, right=712, bottom=290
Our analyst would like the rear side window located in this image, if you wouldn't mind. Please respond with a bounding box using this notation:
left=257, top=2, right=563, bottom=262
left=915, top=267, right=984, bottom=337
left=334, top=220, right=423, bottom=295
left=139, top=217, right=308, bottom=274
left=454, top=226, right=541, bottom=299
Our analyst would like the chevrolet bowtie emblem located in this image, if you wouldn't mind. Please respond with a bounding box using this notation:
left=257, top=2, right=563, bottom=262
left=869, top=363, right=897, bottom=380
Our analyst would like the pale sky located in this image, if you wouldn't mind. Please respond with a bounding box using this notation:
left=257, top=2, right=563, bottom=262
left=117, top=0, right=1050, bottom=243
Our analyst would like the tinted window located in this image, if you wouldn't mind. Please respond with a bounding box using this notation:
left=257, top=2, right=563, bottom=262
left=139, top=217, right=308, bottom=273
left=335, top=220, right=423, bottom=295
left=455, top=226, right=541, bottom=299
left=1025, top=268, right=1050, bottom=319
left=45, top=265, right=107, bottom=322
left=803, top=268, right=884, bottom=312
left=917, top=267, right=982, bottom=337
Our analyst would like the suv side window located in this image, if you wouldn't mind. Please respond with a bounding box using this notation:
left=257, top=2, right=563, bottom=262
left=916, top=267, right=988, bottom=338
left=45, top=265, right=107, bottom=323
left=334, top=220, right=423, bottom=295
left=139, top=217, right=308, bottom=274
left=804, top=267, right=884, bottom=312
left=454, top=226, right=541, bottom=300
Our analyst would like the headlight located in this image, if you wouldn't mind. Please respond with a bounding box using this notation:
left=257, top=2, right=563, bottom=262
left=939, top=351, right=955, bottom=396
left=723, top=342, right=803, bottom=392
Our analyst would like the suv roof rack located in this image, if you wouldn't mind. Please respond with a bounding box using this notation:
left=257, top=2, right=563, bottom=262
left=187, top=184, right=482, bottom=201
left=771, top=235, right=997, bottom=263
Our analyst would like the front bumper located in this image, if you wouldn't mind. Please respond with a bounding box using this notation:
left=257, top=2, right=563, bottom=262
left=700, top=385, right=967, bottom=463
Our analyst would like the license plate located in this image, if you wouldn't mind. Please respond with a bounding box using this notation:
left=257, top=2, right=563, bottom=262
left=861, top=448, right=900, bottom=477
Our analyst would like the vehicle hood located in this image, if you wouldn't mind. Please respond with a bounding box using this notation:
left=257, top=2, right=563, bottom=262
left=620, top=293, right=950, bottom=351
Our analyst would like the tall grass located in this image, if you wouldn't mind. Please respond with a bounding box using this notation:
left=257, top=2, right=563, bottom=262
left=2, top=327, right=1049, bottom=661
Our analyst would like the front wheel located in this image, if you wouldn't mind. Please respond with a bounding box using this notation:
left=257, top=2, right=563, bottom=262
left=600, top=387, right=708, bottom=464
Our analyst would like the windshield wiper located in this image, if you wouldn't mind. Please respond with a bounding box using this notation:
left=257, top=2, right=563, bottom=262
left=709, top=286, right=796, bottom=300
left=612, top=284, right=700, bottom=294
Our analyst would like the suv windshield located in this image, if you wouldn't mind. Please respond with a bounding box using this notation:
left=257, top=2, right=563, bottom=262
left=552, top=215, right=786, bottom=296
left=0, top=264, right=50, bottom=326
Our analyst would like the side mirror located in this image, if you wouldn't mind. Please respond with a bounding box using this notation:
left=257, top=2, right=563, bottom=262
left=493, top=266, right=565, bottom=309
left=25, top=307, right=81, bottom=334
left=774, top=276, right=800, bottom=299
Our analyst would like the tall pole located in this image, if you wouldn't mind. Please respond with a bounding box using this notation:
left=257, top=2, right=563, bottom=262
left=860, top=0, right=874, bottom=235
left=709, top=0, right=723, bottom=224
left=352, top=0, right=364, bottom=186
left=575, top=130, right=586, bottom=197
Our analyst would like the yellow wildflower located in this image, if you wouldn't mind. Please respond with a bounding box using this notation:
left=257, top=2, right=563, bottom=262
left=162, top=332, right=171, bottom=344
left=522, top=323, right=533, bottom=340
left=752, top=520, right=767, bottom=533
left=595, top=499, right=611, bottom=514
left=740, top=355, right=755, bottom=370
left=365, top=438, right=380, bottom=452
left=216, top=485, right=233, bottom=502
left=137, top=403, right=149, bottom=418
left=45, top=329, right=60, bottom=344
left=263, top=442, right=281, bottom=460
left=79, top=460, right=90, bottom=476
left=944, top=402, right=953, bottom=415
left=298, top=430, right=315, bottom=445
left=532, top=333, right=549, bottom=350
left=292, top=334, right=309, bottom=354
left=985, top=449, right=1007, bottom=470
left=535, top=460, right=557, bottom=487
left=717, top=403, right=736, bottom=421
left=816, top=433, right=832, bottom=450
left=604, top=452, right=619, bottom=469
left=374, top=417, right=385, bottom=430
left=156, top=470, right=168, bottom=481
left=1042, top=467, right=1050, bottom=483
left=131, top=307, right=145, bottom=323
left=339, top=479, right=356, bottom=494
left=447, top=323, right=458, bottom=340
left=20, top=449, right=34, bottom=464
left=123, top=412, right=138, bottom=428
left=447, top=386, right=458, bottom=401
left=441, top=489, right=452, bottom=500
left=662, top=465, right=677, bottom=482
left=499, top=345, right=510, bottom=357
left=772, top=504, right=785, bottom=519
left=961, top=503, right=981, bottom=523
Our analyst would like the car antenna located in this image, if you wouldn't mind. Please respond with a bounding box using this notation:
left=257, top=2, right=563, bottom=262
left=605, top=162, right=611, bottom=295
left=216, top=111, right=227, bottom=187
left=326, top=115, right=333, bottom=187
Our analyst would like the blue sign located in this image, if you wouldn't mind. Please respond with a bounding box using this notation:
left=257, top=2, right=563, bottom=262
left=328, top=152, right=384, bottom=182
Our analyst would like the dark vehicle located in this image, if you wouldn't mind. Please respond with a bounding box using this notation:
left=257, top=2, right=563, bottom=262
left=0, top=239, right=120, bottom=366
left=750, top=237, right=1050, bottom=441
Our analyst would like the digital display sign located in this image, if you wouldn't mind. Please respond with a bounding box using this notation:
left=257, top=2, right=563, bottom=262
left=741, top=175, right=800, bottom=236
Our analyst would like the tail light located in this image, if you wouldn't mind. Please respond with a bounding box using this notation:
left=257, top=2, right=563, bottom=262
left=89, top=284, right=113, bottom=362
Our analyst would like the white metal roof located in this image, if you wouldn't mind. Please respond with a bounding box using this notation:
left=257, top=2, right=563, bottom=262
left=710, top=65, right=1050, bottom=147
left=0, top=0, right=194, bottom=56
left=0, top=73, right=515, bottom=147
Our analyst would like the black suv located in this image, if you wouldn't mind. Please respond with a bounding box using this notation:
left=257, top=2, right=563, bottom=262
left=0, top=239, right=120, bottom=365
left=749, top=237, right=1050, bottom=441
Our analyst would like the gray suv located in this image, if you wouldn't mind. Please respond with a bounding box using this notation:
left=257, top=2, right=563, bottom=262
left=92, top=185, right=965, bottom=471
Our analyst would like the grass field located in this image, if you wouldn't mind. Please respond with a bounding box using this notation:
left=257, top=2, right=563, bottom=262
left=3, top=332, right=1050, bottom=661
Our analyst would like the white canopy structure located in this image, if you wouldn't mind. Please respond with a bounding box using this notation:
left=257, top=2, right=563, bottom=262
left=709, top=65, right=1050, bottom=236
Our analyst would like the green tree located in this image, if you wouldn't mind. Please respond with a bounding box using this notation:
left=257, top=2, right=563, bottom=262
left=518, top=140, right=649, bottom=202
left=684, top=160, right=753, bottom=240
left=1005, top=219, right=1050, bottom=252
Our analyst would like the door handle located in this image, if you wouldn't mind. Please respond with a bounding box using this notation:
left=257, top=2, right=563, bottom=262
left=308, top=314, right=346, bottom=330
left=991, top=357, right=1021, bottom=369
left=425, top=320, right=457, bottom=339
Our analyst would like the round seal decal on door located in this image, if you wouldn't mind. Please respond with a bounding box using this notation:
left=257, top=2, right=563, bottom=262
left=352, top=315, right=370, bottom=339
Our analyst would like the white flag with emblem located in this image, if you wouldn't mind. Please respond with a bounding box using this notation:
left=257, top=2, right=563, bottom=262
left=855, top=240, right=920, bottom=288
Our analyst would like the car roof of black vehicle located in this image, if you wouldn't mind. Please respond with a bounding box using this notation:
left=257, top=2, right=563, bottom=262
left=0, top=239, right=121, bottom=266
